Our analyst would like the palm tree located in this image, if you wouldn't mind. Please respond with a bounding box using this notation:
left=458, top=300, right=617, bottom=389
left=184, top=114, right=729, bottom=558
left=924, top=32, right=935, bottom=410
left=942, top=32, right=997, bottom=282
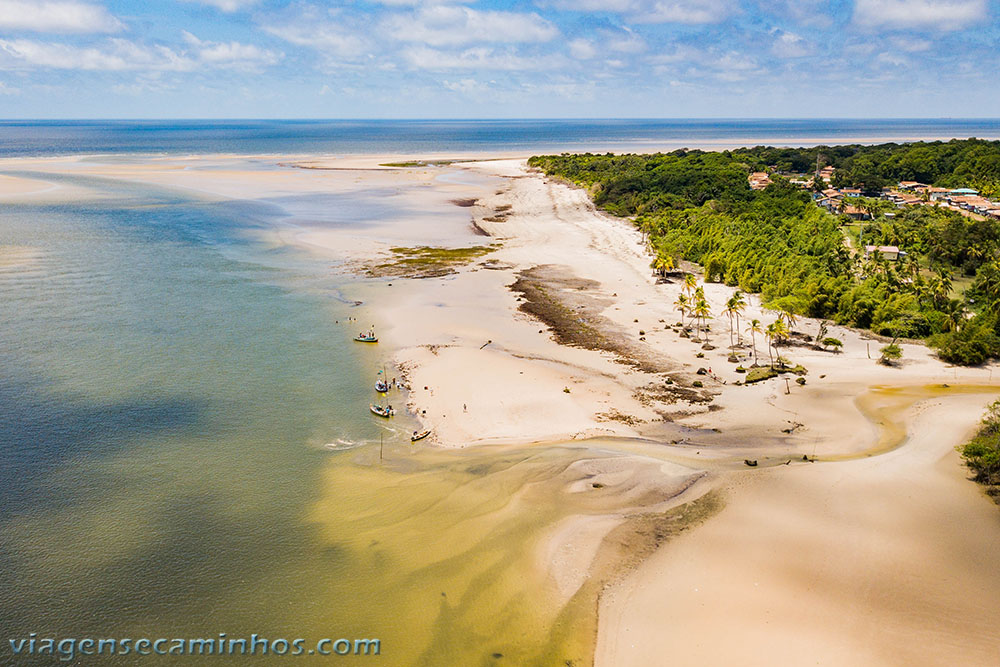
left=652, top=254, right=674, bottom=278
left=973, top=260, right=1000, bottom=313
left=727, top=291, right=747, bottom=345
left=765, top=319, right=790, bottom=368
left=723, top=299, right=736, bottom=347
left=780, top=308, right=799, bottom=331
left=687, top=286, right=707, bottom=328
left=943, top=299, right=969, bottom=332
left=774, top=319, right=790, bottom=364
left=746, top=319, right=763, bottom=364
left=682, top=273, right=697, bottom=297
left=765, top=321, right=778, bottom=368
left=674, top=293, right=690, bottom=322
left=693, top=298, right=711, bottom=341
left=932, top=268, right=953, bottom=307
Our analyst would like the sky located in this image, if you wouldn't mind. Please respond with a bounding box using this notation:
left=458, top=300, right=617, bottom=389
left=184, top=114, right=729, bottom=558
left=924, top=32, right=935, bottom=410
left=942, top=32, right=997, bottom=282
left=0, top=0, right=998, bottom=118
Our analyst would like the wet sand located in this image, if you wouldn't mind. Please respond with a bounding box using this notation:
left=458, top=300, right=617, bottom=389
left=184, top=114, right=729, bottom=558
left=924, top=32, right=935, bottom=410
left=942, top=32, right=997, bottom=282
left=596, top=390, right=1000, bottom=666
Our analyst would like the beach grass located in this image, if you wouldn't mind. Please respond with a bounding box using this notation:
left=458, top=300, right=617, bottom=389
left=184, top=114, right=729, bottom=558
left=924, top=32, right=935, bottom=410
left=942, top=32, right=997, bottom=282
left=365, top=244, right=498, bottom=278
left=380, top=159, right=468, bottom=167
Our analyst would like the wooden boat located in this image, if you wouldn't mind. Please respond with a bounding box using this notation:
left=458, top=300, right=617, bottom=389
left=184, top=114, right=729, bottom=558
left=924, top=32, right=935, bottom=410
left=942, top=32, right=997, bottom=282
left=744, top=459, right=758, bottom=467
left=354, top=332, right=378, bottom=343
left=411, top=429, right=431, bottom=442
left=375, top=365, right=390, bottom=392
left=370, top=404, right=394, bottom=418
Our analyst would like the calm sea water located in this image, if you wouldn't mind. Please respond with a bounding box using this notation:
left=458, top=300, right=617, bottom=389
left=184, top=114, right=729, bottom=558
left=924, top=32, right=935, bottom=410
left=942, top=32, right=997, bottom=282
left=1, top=119, right=999, bottom=157
left=0, top=145, right=609, bottom=664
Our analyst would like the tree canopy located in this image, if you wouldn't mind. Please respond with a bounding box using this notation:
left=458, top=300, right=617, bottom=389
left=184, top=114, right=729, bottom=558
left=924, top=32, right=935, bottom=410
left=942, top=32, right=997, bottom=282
left=529, top=141, right=1000, bottom=365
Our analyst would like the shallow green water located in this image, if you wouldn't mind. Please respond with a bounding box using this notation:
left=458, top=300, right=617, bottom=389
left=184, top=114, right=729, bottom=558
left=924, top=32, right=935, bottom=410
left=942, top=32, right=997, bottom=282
left=0, top=171, right=603, bottom=665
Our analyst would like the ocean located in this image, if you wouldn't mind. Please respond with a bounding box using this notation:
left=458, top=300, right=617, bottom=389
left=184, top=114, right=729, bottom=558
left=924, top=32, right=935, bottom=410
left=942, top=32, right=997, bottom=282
left=2, top=119, right=998, bottom=665
left=1, top=118, right=999, bottom=157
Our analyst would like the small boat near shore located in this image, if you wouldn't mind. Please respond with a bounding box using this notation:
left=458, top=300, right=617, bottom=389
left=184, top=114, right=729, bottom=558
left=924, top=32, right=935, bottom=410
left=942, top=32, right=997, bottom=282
left=370, top=403, right=394, bottom=418
left=411, top=429, right=431, bottom=442
left=375, top=366, right=389, bottom=392
left=354, top=331, right=378, bottom=343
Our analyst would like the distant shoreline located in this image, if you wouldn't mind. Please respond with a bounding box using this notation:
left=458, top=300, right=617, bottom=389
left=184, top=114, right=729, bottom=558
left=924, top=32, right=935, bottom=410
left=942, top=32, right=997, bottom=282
left=2, top=117, right=1000, bottom=159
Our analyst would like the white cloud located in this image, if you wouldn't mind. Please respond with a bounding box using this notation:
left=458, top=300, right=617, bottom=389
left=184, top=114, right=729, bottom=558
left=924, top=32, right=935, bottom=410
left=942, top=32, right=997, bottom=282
left=595, top=27, right=647, bottom=54
left=181, top=0, right=260, bottom=12
left=112, top=73, right=176, bottom=96
left=443, top=78, right=492, bottom=94
left=0, top=38, right=190, bottom=70
left=647, top=45, right=704, bottom=65
left=636, top=0, right=734, bottom=24
left=758, top=0, right=832, bottom=27
left=853, top=0, right=987, bottom=30
left=261, top=7, right=370, bottom=60
left=0, top=1, right=123, bottom=34
left=384, top=6, right=558, bottom=46
left=402, top=45, right=559, bottom=70
left=181, top=32, right=281, bottom=69
left=519, top=79, right=597, bottom=101
left=372, top=0, right=469, bottom=4
left=890, top=36, right=932, bottom=52
left=0, top=80, right=19, bottom=94
left=876, top=51, right=909, bottom=67
left=569, top=38, right=597, bottom=59
left=0, top=35, right=279, bottom=71
left=550, top=0, right=735, bottom=25
left=771, top=30, right=809, bottom=58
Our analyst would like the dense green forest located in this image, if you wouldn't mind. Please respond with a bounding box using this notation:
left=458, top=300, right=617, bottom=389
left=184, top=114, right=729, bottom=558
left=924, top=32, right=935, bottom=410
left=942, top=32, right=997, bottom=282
left=528, top=140, right=1000, bottom=365
left=732, top=139, right=1000, bottom=196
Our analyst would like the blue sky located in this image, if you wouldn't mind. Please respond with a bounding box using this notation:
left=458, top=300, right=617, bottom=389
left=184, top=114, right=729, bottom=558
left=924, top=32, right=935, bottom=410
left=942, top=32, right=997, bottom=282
left=0, top=0, right=997, bottom=118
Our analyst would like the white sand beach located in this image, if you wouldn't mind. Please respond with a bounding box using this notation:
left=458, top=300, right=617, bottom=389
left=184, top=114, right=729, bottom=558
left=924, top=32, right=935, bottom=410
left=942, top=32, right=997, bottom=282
left=4, top=152, right=999, bottom=665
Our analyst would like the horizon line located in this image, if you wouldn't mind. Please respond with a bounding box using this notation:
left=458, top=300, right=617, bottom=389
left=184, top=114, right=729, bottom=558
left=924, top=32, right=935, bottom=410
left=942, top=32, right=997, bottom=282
left=2, top=117, right=1000, bottom=123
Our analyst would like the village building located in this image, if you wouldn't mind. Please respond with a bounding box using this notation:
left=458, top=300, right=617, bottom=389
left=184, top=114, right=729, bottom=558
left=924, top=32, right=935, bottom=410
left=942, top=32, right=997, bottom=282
left=816, top=166, right=835, bottom=183
left=843, top=205, right=870, bottom=220
left=748, top=172, right=772, bottom=190
left=865, top=245, right=902, bottom=261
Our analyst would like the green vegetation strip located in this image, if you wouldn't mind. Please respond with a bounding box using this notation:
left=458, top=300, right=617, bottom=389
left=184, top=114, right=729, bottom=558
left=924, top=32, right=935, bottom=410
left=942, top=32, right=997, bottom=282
left=529, top=140, right=1000, bottom=366
left=366, top=245, right=497, bottom=279
left=379, top=159, right=476, bottom=167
